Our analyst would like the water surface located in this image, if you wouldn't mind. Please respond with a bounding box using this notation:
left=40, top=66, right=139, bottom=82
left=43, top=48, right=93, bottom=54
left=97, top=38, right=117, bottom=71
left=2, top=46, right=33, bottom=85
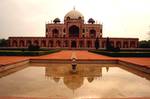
left=0, top=63, right=150, bottom=98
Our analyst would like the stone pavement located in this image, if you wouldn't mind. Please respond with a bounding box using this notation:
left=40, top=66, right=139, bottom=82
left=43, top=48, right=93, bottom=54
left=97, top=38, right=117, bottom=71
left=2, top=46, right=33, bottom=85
left=0, top=56, right=29, bottom=66
left=32, top=50, right=72, bottom=60
left=0, top=50, right=149, bottom=67
left=0, top=96, right=149, bottom=99
left=118, top=58, right=150, bottom=68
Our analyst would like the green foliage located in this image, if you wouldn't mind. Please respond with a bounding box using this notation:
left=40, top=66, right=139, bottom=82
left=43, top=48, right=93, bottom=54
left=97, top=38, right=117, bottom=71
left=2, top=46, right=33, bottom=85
left=28, top=44, right=40, bottom=51
left=0, top=39, right=8, bottom=47
left=139, top=40, right=150, bottom=48
left=106, top=37, right=120, bottom=52
left=89, top=50, right=150, bottom=57
left=0, top=49, right=60, bottom=56
left=95, top=37, right=99, bottom=50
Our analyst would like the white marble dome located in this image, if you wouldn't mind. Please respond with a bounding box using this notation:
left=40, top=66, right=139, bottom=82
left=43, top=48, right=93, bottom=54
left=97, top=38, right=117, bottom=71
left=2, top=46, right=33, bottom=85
left=64, top=9, right=84, bottom=20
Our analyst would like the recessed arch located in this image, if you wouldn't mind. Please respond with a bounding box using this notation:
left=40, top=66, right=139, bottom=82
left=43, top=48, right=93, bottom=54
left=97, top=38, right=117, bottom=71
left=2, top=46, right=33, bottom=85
left=12, top=40, right=18, bottom=47
left=71, top=40, right=77, bottom=48
left=89, top=29, right=96, bottom=38
left=69, top=25, right=79, bottom=38
left=52, top=29, right=59, bottom=38
left=26, top=40, right=32, bottom=47
left=19, top=40, right=25, bottom=47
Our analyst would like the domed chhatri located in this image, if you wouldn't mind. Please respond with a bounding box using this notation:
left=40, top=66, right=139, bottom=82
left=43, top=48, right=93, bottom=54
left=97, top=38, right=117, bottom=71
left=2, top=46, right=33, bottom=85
left=64, top=9, right=84, bottom=20
left=88, top=18, right=95, bottom=24
left=53, top=18, right=60, bottom=23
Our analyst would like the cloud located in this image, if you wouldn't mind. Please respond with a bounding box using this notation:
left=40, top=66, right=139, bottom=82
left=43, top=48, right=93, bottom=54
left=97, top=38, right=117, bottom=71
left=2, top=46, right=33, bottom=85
left=0, top=0, right=150, bottom=40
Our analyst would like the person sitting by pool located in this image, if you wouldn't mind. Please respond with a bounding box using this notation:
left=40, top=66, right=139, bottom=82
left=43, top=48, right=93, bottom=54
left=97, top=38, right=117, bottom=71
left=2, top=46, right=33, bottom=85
left=71, top=58, right=77, bottom=73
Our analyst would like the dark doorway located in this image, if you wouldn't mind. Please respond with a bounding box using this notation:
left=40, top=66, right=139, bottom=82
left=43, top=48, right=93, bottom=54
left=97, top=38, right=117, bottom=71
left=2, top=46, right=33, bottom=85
left=69, top=25, right=79, bottom=38
left=71, top=41, right=77, bottom=48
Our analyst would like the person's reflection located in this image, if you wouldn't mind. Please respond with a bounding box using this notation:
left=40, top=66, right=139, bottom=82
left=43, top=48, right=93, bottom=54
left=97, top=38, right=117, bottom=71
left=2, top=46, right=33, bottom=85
left=53, top=77, right=60, bottom=83
left=87, top=77, right=94, bottom=83
left=106, top=66, right=109, bottom=72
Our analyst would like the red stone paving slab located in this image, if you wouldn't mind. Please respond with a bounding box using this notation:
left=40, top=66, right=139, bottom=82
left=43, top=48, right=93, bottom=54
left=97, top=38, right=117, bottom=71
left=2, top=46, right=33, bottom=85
left=118, top=58, right=150, bottom=68
left=0, top=96, right=149, bottom=99
left=75, top=50, right=115, bottom=60
left=32, top=50, right=72, bottom=60
left=0, top=50, right=150, bottom=69
left=0, top=56, right=29, bottom=65
left=0, top=96, right=67, bottom=99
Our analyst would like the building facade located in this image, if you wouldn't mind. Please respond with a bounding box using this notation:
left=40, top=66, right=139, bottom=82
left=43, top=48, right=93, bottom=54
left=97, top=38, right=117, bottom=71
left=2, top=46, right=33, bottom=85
left=9, top=9, right=138, bottom=49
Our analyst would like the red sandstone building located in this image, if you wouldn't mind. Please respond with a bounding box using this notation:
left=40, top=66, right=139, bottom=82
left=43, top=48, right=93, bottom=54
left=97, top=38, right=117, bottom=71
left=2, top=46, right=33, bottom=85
left=9, top=9, right=138, bottom=49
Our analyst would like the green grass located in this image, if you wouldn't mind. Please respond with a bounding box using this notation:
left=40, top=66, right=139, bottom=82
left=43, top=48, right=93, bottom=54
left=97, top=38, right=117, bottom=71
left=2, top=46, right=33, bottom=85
left=89, top=50, right=150, bottom=57
left=0, top=49, right=60, bottom=56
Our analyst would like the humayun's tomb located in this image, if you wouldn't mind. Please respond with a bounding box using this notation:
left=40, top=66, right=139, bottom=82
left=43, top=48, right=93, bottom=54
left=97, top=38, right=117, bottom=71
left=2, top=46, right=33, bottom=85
left=8, top=9, right=138, bottom=49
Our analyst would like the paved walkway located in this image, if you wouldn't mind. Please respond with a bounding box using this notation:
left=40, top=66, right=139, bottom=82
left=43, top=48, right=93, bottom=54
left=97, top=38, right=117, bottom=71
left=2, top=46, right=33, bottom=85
left=0, top=56, right=29, bottom=66
left=0, top=50, right=150, bottom=68
left=118, top=58, right=150, bottom=68
left=33, top=50, right=72, bottom=60
left=0, top=96, right=149, bottom=99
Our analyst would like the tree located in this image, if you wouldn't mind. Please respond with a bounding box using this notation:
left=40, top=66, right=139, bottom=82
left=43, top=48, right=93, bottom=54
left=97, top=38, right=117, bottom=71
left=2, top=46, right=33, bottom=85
left=139, top=40, right=150, bottom=48
left=88, top=18, right=95, bottom=24
left=0, top=39, right=8, bottom=47
left=28, top=44, right=40, bottom=51
left=106, top=37, right=111, bottom=50
left=53, top=18, right=60, bottom=23
left=95, top=37, right=99, bottom=49
left=105, top=37, right=120, bottom=52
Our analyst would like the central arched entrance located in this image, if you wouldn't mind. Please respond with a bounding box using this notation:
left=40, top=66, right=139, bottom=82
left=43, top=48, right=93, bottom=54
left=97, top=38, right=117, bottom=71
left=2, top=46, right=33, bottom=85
left=71, top=41, right=77, bottom=48
left=69, top=25, right=79, bottom=38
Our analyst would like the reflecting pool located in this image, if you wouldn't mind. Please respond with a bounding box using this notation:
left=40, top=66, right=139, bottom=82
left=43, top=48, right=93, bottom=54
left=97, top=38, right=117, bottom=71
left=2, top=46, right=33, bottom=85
left=0, top=63, right=150, bottom=98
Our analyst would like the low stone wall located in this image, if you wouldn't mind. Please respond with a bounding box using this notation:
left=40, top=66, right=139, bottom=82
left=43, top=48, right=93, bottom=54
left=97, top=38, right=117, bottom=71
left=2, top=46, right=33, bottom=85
left=0, top=59, right=29, bottom=72
left=118, top=60, right=150, bottom=74
left=0, top=58, right=149, bottom=74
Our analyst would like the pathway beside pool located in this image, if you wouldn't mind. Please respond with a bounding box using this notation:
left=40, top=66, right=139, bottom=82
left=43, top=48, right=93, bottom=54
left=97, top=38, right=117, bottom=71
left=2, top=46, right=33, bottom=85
left=0, top=56, right=29, bottom=66
left=0, top=50, right=149, bottom=68
left=0, top=96, right=149, bottom=99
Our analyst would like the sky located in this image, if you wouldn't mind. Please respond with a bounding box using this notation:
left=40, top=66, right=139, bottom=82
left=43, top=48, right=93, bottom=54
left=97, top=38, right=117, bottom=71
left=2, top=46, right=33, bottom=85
left=0, top=0, right=150, bottom=40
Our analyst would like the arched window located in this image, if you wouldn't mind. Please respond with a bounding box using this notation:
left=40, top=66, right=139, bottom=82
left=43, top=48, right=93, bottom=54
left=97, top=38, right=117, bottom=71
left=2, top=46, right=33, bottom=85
left=123, top=41, right=128, bottom=48
left=87, top=41, right=92, bottom=48
left=56, top=40, right=61, bottom=47
left=26, top=40, right=32, bottom=47
left=12, top=40, right=18, bottom=47
left=41, top=40, right=46, bottom=47
left=116, top=41, right=121, bottom=48
left=67, top=17, right=70, bottom=20
left=52, top=29, right=59, bottom=38
left=69, top=25, right=79, bottom=38
left=48, top=40, right=53, bottom=47
left=63, top=40, right=68, bottom=47
left=19, top=40, right=25, bottom=47
left=130, top=41, right=136, bottom=48
left=34, top=40, right=39, bottom=46
left=102, top=41, right=106, bottom=48
left=78, top=16, right=82, bottom=19
left=89, top=29, right=96, bottom=38
left=110, top=41, right=114, bottom=47
left=63, top=28, right=65, bottom=33
left=79, top=40, right=84, bottom=48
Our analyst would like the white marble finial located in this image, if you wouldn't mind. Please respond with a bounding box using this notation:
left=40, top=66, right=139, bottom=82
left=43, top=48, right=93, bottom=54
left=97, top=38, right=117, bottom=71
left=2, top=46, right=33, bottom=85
left=73, top=6, right=75, bottom=10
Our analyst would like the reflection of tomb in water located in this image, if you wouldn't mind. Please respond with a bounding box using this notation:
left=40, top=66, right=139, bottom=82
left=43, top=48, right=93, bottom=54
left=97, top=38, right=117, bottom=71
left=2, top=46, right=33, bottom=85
left=64, top=75, right=83, bottom=90
left=45, top=64, right=102, bottom=90
left=53, top=77, right=60, bottom=83
left=87, top=77, right=94, bottom=83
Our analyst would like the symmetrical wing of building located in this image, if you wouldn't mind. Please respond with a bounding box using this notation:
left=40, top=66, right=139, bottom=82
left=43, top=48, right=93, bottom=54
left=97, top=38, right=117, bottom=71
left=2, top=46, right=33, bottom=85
left=9, top=9, right=138, bottom=49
